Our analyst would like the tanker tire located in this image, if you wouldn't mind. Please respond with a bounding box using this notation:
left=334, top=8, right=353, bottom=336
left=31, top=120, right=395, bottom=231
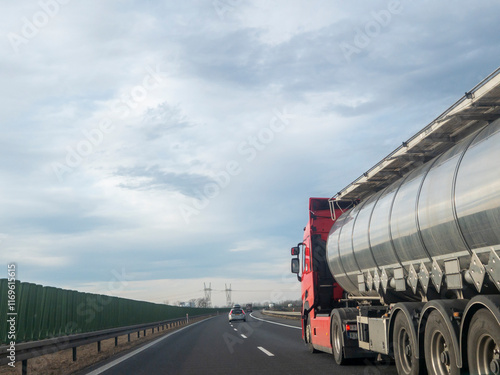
left=332, top=313, right=346, bottom=365
left=306, top=318, right=318, bottom=353
left=467, top=309, right=500, bottom=375
left=424, top=310, right=459, bottom=375
left=393, top=312, right=423, bottom=375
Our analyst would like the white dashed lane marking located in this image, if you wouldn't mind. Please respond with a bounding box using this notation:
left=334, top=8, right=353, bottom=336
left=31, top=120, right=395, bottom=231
left=257, top=346, right=274, bottom=357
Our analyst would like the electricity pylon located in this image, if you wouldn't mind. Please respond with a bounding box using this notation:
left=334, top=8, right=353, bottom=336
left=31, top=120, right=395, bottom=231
left=203, top=282, right=212, bottom=308
left=225, top=283, right=232, bottom=307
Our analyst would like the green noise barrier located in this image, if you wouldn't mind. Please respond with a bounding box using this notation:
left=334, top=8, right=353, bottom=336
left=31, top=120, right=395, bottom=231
left=0, top=279, right=223, bottom=344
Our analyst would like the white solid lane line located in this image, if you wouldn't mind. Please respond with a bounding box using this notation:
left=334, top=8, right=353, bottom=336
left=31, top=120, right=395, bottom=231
left=257, top=346, right=275, bottom=357
left=84, top=318, right=213, bottom=375
left=249, top=313, right=301, bottom=330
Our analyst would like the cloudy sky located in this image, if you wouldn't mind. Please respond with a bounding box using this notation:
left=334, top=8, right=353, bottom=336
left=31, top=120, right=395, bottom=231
left=1, top=1, right=499, bottom=307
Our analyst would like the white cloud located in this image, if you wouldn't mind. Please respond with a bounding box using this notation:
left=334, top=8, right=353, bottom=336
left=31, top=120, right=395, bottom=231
left=229, top=239, right=265, bottom=252
left=0, top=0, right=499, bottom=305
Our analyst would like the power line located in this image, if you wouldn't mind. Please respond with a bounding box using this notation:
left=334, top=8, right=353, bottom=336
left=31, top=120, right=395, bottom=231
left=205, top=289, right=279, bottom=293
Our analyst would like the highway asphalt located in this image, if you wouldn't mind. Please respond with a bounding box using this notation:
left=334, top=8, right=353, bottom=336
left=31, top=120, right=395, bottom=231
left=78, top=311, right=399, bottom=375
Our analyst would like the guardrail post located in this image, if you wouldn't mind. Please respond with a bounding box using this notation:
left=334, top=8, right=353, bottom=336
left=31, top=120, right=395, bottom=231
left=72, top=347, right=77, bottom=362
left=97, top=341, right=101, bottom=352
left=137, top=331, right=140, bottom=338
left=186, top=313, right=189, bottom=323
left=128, top=333, right=130, bottom=342
left=114, top=337, right=118, bottom=346
left=143, top=329, right=146, bottom=336
left=22, top=359, right=27, bottom=375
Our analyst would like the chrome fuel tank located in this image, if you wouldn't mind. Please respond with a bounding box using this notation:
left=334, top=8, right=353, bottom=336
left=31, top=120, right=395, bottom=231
left=327, top=119, right=500, bottom=299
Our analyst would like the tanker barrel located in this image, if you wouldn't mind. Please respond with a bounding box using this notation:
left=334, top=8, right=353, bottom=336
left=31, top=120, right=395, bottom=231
left=327, top=118, right=500, bottom=300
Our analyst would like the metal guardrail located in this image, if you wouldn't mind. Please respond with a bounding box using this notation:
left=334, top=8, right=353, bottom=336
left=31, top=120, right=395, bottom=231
left=0, top=313, right=216, bottom=372
left=0, top=279, right=223, bottom=345
left=261, top=310, right=301, bottom=320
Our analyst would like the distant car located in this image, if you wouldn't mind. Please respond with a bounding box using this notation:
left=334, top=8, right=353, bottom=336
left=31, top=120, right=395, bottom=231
left=245, top=303, right=252, bottom=312
left=228, top=308, right=246, bottom=322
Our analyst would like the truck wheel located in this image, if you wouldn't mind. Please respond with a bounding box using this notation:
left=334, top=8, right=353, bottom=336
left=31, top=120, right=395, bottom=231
left=467, top=309, right=500, bottom=375
left=393, top=312, right=422, bottom=375
left=306, top=318, right=318, bottom=353
left=332, top=313, right=346, bottom=365
left=424, top=310, right=459, bottom=375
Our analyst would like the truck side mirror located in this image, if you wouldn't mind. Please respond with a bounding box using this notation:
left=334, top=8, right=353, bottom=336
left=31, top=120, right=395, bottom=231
left=291, top=246, right=300, bottom=256
left=291, top=258, right=300, bottom=274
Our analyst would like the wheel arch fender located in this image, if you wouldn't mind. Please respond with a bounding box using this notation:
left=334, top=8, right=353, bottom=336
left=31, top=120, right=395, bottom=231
left=302, top=301, right=313, bottom=341
left=459, top=295, right=500, bottom=370
left=418, top=299, right=469, bottom=368
left=330, top=308, right=358, bottom=348
left=388, top=302, right=425, bottom=358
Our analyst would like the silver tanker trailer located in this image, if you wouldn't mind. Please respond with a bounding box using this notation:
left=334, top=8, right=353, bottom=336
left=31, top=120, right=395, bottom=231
left=291, top=67, right=500, bottom=375
left=327, top=68, right=500, bottom=375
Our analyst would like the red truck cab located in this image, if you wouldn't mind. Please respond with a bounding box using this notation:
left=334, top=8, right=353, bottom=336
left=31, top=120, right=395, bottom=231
left=291, top=198, right=352, bottom=353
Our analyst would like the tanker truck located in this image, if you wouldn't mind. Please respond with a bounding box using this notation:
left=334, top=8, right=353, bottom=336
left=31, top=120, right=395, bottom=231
left=290, top=67, right=500, bottom=375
